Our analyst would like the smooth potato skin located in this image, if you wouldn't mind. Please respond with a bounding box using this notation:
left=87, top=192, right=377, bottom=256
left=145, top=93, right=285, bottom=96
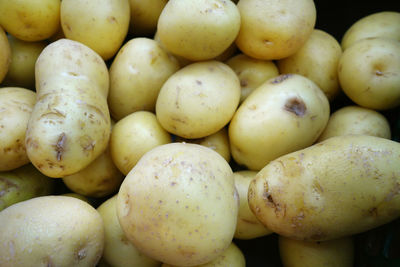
left=248, top=135, right=400, bottom=241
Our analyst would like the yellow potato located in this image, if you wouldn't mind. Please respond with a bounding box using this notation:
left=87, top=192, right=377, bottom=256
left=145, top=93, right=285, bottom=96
left=338, top=37, right=400, bottom=110
left=97, top=195, right=160, bottom=267
left=248, top=135, right=400, bottom=241
left=61, top=0, right=130, bottom=60
left=341, top=11, right=400, bottom=50
left=229, top=74, right=330, bottom=171
left=128, top=0, right=168, bottom=36
left=156, top=60, right=241, bottom=139
left=236, top=0, right=316, bottom=60
left=0, top=196, right=104, bottom=267
left=279, top=236, right=354, bottom=267
left=117, top=143, right=239, bottom=266
left=0, top=26, right=11, bottom=83
left=318, top=105, right=391, bottom=142
left=110, top=111, right=171, bottom=175
left=154, top=30, right=192, bottom=68
left=234, top=170, right=273, bottom=240
left=278, top=29, right=342, bottom=101
left=0, top=87, right=36, bottom=171
left=108, top=38, right=180, bottom=120
left=0, top=0, right=60, bottom=41
left=25, top=39, right=111, bottom=178
left=157, top=0, right=241, bottom=61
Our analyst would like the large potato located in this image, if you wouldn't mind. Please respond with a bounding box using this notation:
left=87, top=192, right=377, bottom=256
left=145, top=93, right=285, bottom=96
left=236, top=0, right=316, bottom=60
left=248, top=135, right=400, bottom=241
left=229, top=74, right=330, bottom=171
left=0, top=196, right=104, bottom=267
left=128, top=0, right=167, bottom=36
left=117, top=143, right=239, bottom=266
left=25, top=39, right=111, bottom=178
left=0, top=87, right=36, bottom=171
left=61, top=0, right=130, bottom=60
left=0, top=26, right=11, bottom=83
left=156, top=61, right=240, bottom=139
left=157, top=0, right=240, bottom=61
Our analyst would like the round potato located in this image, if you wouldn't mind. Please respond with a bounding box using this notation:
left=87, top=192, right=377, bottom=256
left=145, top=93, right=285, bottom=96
left=117, top=143, right=239, bottom=266
left=338, top=37, right=400, bottom=110
left=226, top=53, right=279, bottom=103
left=61, top=0, right=130, bottom=60
left=0, top=26, right=11, bottom=83
left=157, top=0, right=241, bottom=61
left=318, top=105, right=391, bottom=142
left=249, top=135, right=400, bottom=241
left=341, top=11, right=400, bottom=50
left=0, top=87, right=36, bottom=171
left=229, top=74, right=330, bottom=171
left=278, top=29, right=342, bottom=101
left=156, top=60, right=241, bottom=139
left=97, top=195, right=160, bottom=267
left=0, top=196, right=104, bottom=267
left=236, top=0, right=316, bottom=60
left=128, top=0, right=168, bottom=36
left=108, top=38, right=180, bottom=120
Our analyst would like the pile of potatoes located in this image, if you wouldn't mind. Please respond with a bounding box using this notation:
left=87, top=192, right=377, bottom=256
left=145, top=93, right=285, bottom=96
left=0, top=0, right=399, bottom=266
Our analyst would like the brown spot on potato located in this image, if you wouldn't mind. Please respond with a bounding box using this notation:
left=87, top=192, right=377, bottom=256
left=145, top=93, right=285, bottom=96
left=107, top=16, right=117, bottom=23
left=284, top=97, right=306, bottom=117
left=368, top=207, right=378, bottom=217
left=55, top=133, right=66, bottom=161
left=196, top=80, right=202, bottom=85
left=240, top=79, right=248, bottom=87
left=270, top=74, right=292, bottom=84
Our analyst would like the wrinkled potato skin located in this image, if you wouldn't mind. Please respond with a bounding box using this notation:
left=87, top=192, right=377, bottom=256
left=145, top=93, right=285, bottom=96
left=341, top=11, right=400, bottom=50
left=318, top=106, right=391, bottom=142
left=0, top=87, right=36, bottom=171
left=248, top=135, right=400, bottom=241
left=129, top=0, right=167, bottom=36
left=25, top=39, right=111, bottom=178
left=0, top=196, right=104, bottom=267
left=279, top=236, right=354, bottom=267
left=0, top=26, right=11, bottom=83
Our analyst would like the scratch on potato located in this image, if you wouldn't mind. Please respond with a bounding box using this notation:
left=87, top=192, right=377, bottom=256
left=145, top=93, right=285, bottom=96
left=55, top=133, right=66, bottom=161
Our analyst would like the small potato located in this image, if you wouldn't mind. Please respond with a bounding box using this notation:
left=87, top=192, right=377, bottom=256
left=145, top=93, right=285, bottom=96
left=226, top=53, right=279, bottom=103
left=234, top=171, right=273, bottom=240
left=229, top=74, right=330, bottom=171
left=117, top=143, right=238, bottom=266
left=97, top=195, right=160, bottom=267
left=279, top=236, right=354, bottom=267
left=0, top=196, right=104, bottom=267
left=128, top=0, right=168, bottom=36
left=157, top=0, right=241, bottom=61
left=236, top=0, right=316, bottom=60
left=318, top=105, right=391, bottom=142
left=278, top=29, right=342, bottom=101
left=0, top=26, right=11, bottom=83
left=0, top=87, right=36, bottom=171
left=341, top=11, right=400, bottom=50
left=110, top=111, right=171, bottom=175
left=61, top=0, right=130, bottom=60
left=338, top=37, right=400, bottom=110
left=108, top=38, right=180, bottom=120
left=248, top=135, right=400, bottom=241
left=156, top=61, right=240, bottom=139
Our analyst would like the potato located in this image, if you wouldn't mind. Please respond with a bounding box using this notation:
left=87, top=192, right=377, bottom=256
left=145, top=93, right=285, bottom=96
left=157, top=0, right=240, bottom=61
left=110, top=111, right=171, bottom=175
left=277, top=29, right=342, bottom=101
left=338, top=37, right=400, bottom=110
left=3, top=35, right=47, bottom=89
left=318, top=105, right=391, bottom=142
left=97, top=195, right=160, bottom=267
left=0, top=87, right=36, bottom=171
left=279, top=236, right=354, bottom=267
left=341, top=11, right=400, bottom=50
left=117, top=143, right=238, bottom=266
left=156, top=60, right=241, bottom=139
left=229, top=74, right=330, bottom=171
left=0, top=196, right=104, bottom=267
left=25, top=39, right=111, bottom=178
left=0, top=0, right=60, bottom=41
left=61, top=0, right=130, bottom=60
left=248, top=135, right=400, bottom=241
left=226, top=53, right=279, bottom=103
left=128, top=0, right=167, bottom=36
left=236, top=0, right=316, bottom=60
left=234, top=170, right=273, bottom=240
left=108, top=38, right=180, bottom=120
left=0, top=26, right=11, bottom=83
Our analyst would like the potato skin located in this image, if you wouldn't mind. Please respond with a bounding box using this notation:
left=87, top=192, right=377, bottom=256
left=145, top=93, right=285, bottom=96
left=248, top=135, right=400, bottom=241
left=0, top=26, right=11, bottom=83
left=25, top=39, right=111, bottom=178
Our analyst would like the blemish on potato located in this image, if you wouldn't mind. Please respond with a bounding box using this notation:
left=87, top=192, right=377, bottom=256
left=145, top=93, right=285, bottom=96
left=284, top=97, right=307, bottom=117
left=270, top=74, right=292, bottom=84
left=55, top=133, right=66, bottom=161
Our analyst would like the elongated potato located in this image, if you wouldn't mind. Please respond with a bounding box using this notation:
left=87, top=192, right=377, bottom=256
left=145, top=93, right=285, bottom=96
left=249, top=135, right=400, bottom=241
left=25, top=39, right=111, bottom=178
